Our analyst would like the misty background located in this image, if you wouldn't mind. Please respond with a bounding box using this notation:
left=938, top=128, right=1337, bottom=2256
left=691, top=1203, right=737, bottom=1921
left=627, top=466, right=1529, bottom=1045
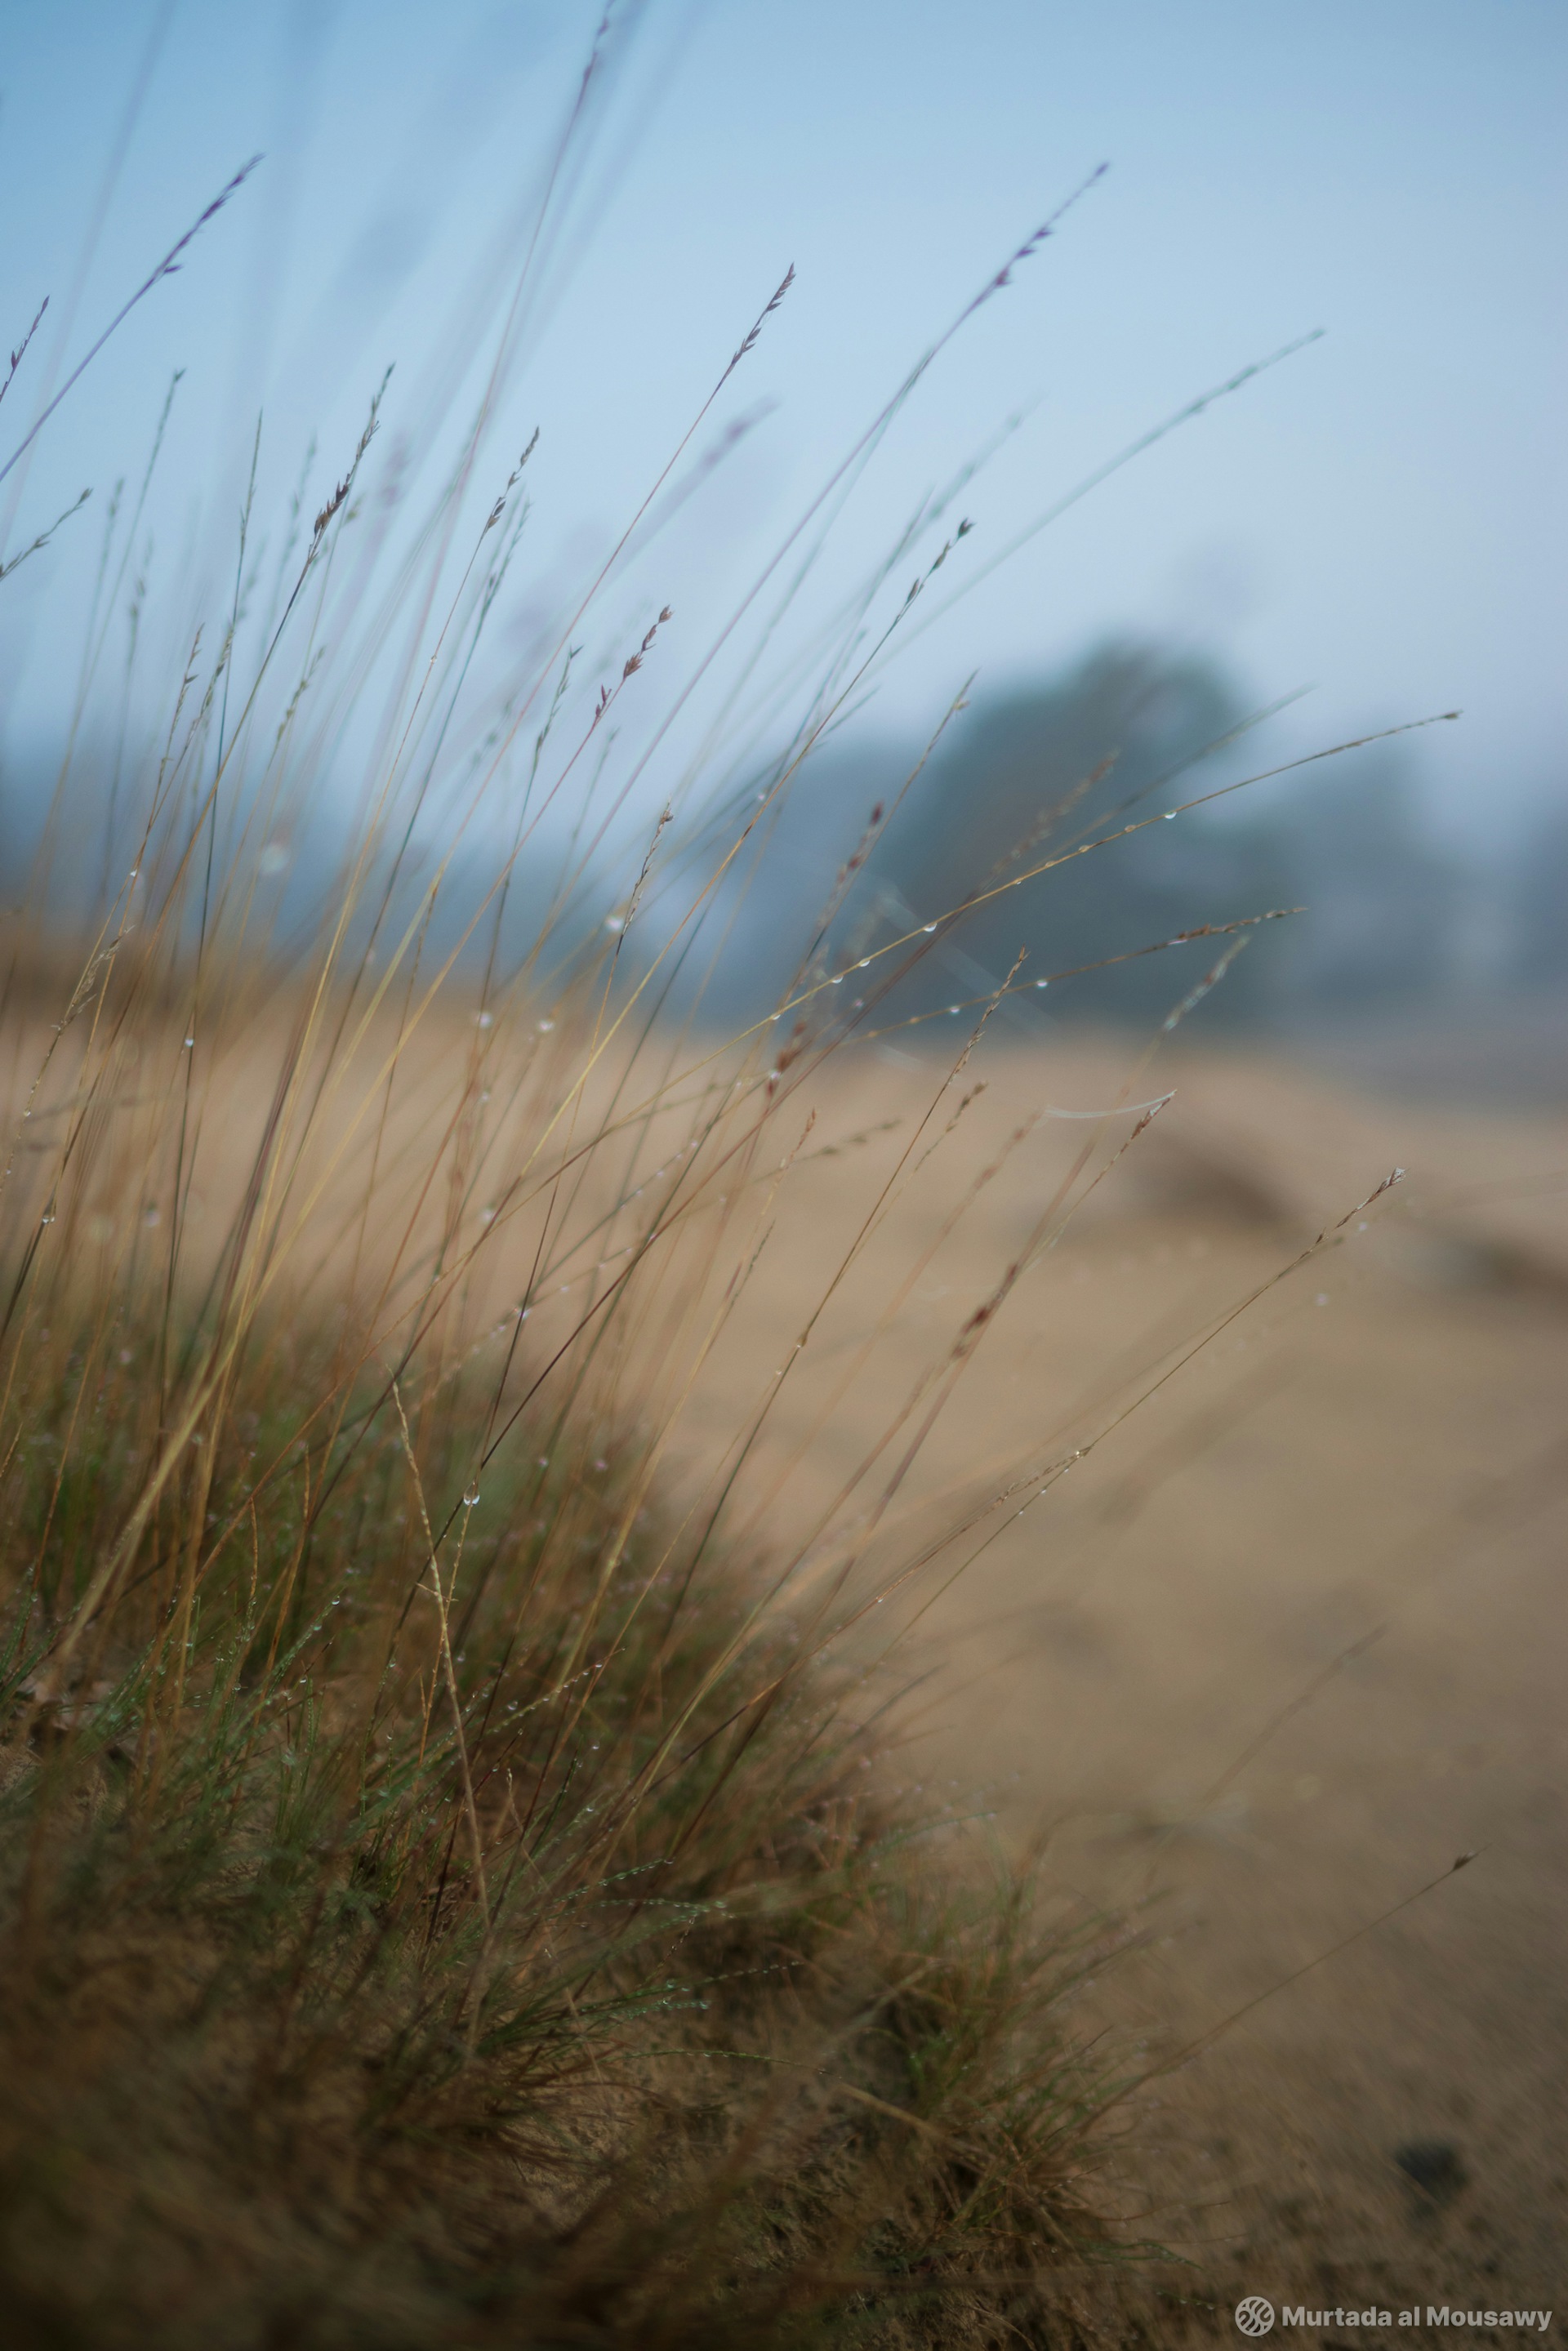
left=0, top=0, right=1562, bottom=1093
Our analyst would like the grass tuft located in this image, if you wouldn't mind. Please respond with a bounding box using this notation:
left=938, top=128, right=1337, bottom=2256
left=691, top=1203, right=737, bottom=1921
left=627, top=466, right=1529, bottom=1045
left=0, top=1306, right=1120, bottom=2347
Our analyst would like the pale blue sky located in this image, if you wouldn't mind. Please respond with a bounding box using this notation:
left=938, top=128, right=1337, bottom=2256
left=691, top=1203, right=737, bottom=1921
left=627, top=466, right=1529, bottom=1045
left=2, top=0, right=1563, bottom=839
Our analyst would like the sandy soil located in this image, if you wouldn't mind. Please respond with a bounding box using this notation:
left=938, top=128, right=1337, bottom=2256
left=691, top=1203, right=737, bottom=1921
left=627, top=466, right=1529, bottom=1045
left=670, top=1031, right=1568, bottom=2326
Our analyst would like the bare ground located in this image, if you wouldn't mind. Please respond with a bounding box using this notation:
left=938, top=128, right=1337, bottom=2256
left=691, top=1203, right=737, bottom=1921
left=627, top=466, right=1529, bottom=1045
left=673, top=1031, right=1568, bottom=2326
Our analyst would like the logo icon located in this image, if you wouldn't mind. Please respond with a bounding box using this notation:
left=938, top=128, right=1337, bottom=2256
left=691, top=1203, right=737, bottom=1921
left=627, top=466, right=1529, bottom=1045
left=1235, top=2299, right=1276, bottom=2337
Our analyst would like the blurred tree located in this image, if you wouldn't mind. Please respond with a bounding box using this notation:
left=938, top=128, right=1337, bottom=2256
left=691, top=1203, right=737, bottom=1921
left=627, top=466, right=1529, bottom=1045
left=792, top=638, right=1478, bottom=1035
left=860, top=640, right=1291, bottom=1026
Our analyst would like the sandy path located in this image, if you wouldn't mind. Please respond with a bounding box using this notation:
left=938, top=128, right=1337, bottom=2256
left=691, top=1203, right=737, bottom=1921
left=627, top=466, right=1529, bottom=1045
left=670, top=1033, right=1568, bottom=2319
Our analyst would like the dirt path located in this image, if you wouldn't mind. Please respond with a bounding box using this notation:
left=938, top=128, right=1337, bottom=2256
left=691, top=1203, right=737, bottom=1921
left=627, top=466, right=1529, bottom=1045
left=676, top=1034, right=1568, bottom=2322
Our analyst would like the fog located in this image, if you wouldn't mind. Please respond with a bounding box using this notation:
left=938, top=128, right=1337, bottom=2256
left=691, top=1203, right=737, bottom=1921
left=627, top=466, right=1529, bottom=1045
left=2, top=0, right=1563, bottom=864
left=0, top=5, right=1562, bottom=1115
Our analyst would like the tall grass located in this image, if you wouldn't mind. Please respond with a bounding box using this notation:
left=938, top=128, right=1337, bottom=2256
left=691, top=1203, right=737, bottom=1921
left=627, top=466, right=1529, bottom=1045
left=0, top=65, right=1370, bottom=2343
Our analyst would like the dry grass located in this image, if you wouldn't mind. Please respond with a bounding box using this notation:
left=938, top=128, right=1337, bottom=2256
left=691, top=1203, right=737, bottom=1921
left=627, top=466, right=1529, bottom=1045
left=0, top=865, right=1162, bottom=2349
left=0, top=109, right=1182, bottom=2344
left=0, top=883, right=1183, bottom=2347
left=6, top=51, right=1554, bottom=2343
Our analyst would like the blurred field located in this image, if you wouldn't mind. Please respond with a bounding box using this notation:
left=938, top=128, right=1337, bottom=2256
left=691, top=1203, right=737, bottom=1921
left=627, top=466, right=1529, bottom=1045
left=8, top=963, right=1563, bottom=2323
left=667, top=1031, right=1568, bottom=2316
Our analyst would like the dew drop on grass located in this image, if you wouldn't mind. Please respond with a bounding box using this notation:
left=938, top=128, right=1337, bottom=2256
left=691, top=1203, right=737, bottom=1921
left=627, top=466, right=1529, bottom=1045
left=463, top=1485, right=481, bottom=1507
left=923, top=923, right=938, bottom=933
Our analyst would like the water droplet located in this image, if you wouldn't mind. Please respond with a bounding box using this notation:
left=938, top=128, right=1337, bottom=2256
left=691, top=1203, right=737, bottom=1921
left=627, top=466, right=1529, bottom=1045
left=183, top=1036, right=194, bottom=1049
left=923, top=923, right=938, bottom=933
left=947, top=1005, right=960, bottom=1015
left=1035, top=978, right=1049, bottom=989
left=476, top=1010, right=493, bottom=1028
left=39, top=1212, right=55, bottom=1227
left=538, top=1018, right=555, bottom=1032
left=1163, top=810, right=1176, bottom=821
left=463, top=1484, right=481, bottom=1507
left=479, top=1206, right=497, bottom=1224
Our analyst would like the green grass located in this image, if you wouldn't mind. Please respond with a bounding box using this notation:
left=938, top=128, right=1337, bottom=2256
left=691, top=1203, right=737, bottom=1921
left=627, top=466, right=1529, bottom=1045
left=0, top=1302, right=1125, bottom=2348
